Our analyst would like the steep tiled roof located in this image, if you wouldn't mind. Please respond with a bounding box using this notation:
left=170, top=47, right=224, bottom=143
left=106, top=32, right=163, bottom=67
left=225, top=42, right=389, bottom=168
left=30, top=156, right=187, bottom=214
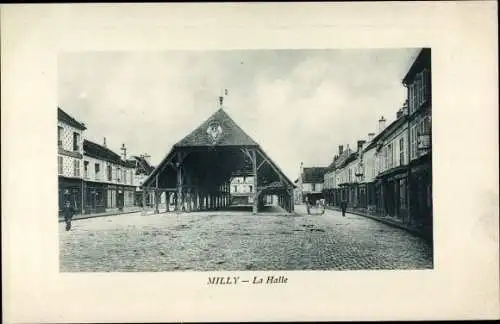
left=403, top=48, right=431, bottom=85
left=363, top=116, right=407, bottom=153
left=142, top=108, right=294, bottom=189
left=132, top=155, right=155, bottom=175
left=175, top=108, right=258, bottom=147
left=302, top=167, right=326, bottom=183
left=57, top=107, right=87, bottom=130
left=83, top=140, right=130, bottom=167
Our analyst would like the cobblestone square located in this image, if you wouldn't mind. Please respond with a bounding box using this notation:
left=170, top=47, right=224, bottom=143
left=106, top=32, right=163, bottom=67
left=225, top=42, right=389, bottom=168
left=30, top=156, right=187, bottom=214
left=59, top=205, right=433, bottom=272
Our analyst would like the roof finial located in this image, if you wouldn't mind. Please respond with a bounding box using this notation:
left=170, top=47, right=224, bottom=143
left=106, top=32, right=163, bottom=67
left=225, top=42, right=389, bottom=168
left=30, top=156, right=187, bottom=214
left=218, top=88, right=228, bottom=110
left=219, top=95, right=224, bottom=109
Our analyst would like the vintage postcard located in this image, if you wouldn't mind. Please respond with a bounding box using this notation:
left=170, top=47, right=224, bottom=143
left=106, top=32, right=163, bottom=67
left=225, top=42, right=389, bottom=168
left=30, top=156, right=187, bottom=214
left=2, top=2, right=499, bottom=323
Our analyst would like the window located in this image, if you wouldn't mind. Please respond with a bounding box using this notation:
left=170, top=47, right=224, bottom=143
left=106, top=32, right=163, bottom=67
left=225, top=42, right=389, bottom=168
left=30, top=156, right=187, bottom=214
left=233, top=186, right=237, bottom=192
left=95, top=163, right=100, bottom=180
left=116, top=167, right=121, bottom=183
left=73, top=159, right=80, bottom=177
left=107, top=165, right=112, bottom=181
left=386, top=144, right=393, bottom=169
left=410, top=125, right=418, bottom=160
left=130, top=171, right=133, bottom=185
left=312, top=183, right=316, bottom=191
left=58, top=156, right=63, bottom=174
left=249, top=185, right=253, bottom=193
left=399, top=138, right=405, bottom=166
left=73, top=132, right=80, bottom=151
left=84, top=161, right=89, bottom=178
left=58, top=126, right=63, bottom=147
left=417, top=72, right=424, bottom=108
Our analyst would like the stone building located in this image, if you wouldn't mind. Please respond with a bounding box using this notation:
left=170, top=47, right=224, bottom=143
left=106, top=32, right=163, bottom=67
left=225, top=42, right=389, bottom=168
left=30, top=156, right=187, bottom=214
left=296, top=163, right=326, bottom=204
left=403, top=48, right=432, bottom=229
left=230, top=176, right=255, bottom=205
left=57, top=107, right=86, bottom=216
left=82, top=139, right=138, bottom=214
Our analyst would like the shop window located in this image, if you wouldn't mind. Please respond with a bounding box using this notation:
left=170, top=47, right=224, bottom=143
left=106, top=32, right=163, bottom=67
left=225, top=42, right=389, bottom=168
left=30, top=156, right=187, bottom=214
left=400, top=179, right=406, bottom=209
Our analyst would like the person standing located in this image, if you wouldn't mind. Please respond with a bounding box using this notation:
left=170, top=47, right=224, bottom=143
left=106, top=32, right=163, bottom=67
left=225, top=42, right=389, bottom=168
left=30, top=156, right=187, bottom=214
left=63, top=190, right=75, bottom=231
left=305, top=196, right=311, bottom=215
left=340, top=199, right=347, bottom=217
left=320, top=198, right=325, bottom=215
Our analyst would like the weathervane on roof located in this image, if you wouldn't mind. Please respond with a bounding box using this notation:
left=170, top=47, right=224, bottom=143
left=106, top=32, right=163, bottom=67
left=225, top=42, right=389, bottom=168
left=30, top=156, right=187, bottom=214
left=218, top=88, right=228, bottom=110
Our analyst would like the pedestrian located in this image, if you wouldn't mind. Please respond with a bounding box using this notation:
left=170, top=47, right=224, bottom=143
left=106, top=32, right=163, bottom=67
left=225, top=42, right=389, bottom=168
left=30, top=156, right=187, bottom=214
left=63, top=190, right=75, bottom=231
left=320, top=198, right=325, bottom=215
left=305, top=196, right=311, bottom=215
left=340, top=199, right=347, bottom=217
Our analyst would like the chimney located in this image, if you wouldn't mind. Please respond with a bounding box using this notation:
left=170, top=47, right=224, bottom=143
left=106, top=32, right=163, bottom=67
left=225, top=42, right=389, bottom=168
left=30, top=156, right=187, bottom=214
left=338, top=145, right=344, bottom=155
left=120, top=143, right=127, bottom=160
left=357, top=140, right=366, bottom=152
left=378, top=116, right=386, bottom=132
left=402, top=100, right=409, bottom=115
left=142, top=154, right=151, bottom=164
left=368, top=133, right=375, bottom=142
left=300, top=162, right=304, bottom=173
left=103, top=137, right=107, bottom=147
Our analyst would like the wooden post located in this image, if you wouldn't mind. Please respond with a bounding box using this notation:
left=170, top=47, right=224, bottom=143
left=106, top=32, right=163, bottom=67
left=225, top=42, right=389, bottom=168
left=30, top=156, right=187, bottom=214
left=142, top=188, right=146, bottom=215
left=176, top=153, right=183, bottom=212
left=252, top=149, right=258, bottom=214
left=166, top=192, right=170, bottom=212
left=154, top=190, right=159, bottom=214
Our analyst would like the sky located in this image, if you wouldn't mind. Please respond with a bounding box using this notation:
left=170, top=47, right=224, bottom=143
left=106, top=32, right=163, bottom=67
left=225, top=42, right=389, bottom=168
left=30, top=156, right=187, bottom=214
left=58, top=48, right=421, bottom=181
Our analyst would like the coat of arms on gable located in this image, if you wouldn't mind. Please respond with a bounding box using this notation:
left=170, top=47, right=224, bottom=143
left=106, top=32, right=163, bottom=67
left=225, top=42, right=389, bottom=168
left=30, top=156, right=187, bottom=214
left=206, top=121, right=223, bottom=143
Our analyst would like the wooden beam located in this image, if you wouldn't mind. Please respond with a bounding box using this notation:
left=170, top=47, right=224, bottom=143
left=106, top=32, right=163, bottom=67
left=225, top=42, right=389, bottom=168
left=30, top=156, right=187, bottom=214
left=257, top=159, right=266, bottom=171
left=240, top=148, right=254, bottom=162
left=255, top=149, right=285, bottom=184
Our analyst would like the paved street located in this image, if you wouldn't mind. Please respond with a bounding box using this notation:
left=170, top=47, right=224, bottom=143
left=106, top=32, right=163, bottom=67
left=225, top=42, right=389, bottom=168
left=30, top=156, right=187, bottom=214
left=59, top=205, right=433, bottom=272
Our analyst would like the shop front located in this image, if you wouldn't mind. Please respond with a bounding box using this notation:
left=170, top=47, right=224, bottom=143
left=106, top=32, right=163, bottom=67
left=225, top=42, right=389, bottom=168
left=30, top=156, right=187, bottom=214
left=83, top=181, right=107, bottom=214
left=58, top=177, right=83, bottom=216
left=376, top=166, right=408, bottom=221
left=409, top=154, right=432, bottom=229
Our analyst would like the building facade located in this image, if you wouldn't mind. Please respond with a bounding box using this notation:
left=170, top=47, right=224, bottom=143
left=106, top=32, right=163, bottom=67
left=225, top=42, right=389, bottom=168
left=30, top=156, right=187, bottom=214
left=320, top=48, right=432, bottom=237
left=83, top=139, right=138, bottom=214
left=128, top=154, right=155, bottom=207
left=403, top=48, right=432, bottom=230
left=58, top=107, right=86, bottom=216
left=230, top=176, right=255, bottom=205
left=296, top=163, right=326, bottom=204
left=372, top=109, right=410, bottom=221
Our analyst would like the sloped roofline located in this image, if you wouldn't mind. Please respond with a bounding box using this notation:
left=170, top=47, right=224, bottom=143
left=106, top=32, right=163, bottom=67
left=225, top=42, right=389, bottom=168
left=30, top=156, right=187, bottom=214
left=142, top=109, right=294, bottom=189
left=58, top=106, right=87, bottom=130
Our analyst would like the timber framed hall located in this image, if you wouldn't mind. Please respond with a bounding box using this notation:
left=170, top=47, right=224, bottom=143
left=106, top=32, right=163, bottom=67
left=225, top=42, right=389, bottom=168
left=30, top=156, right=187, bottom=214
left=141, top=104, right=296, bottom=215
